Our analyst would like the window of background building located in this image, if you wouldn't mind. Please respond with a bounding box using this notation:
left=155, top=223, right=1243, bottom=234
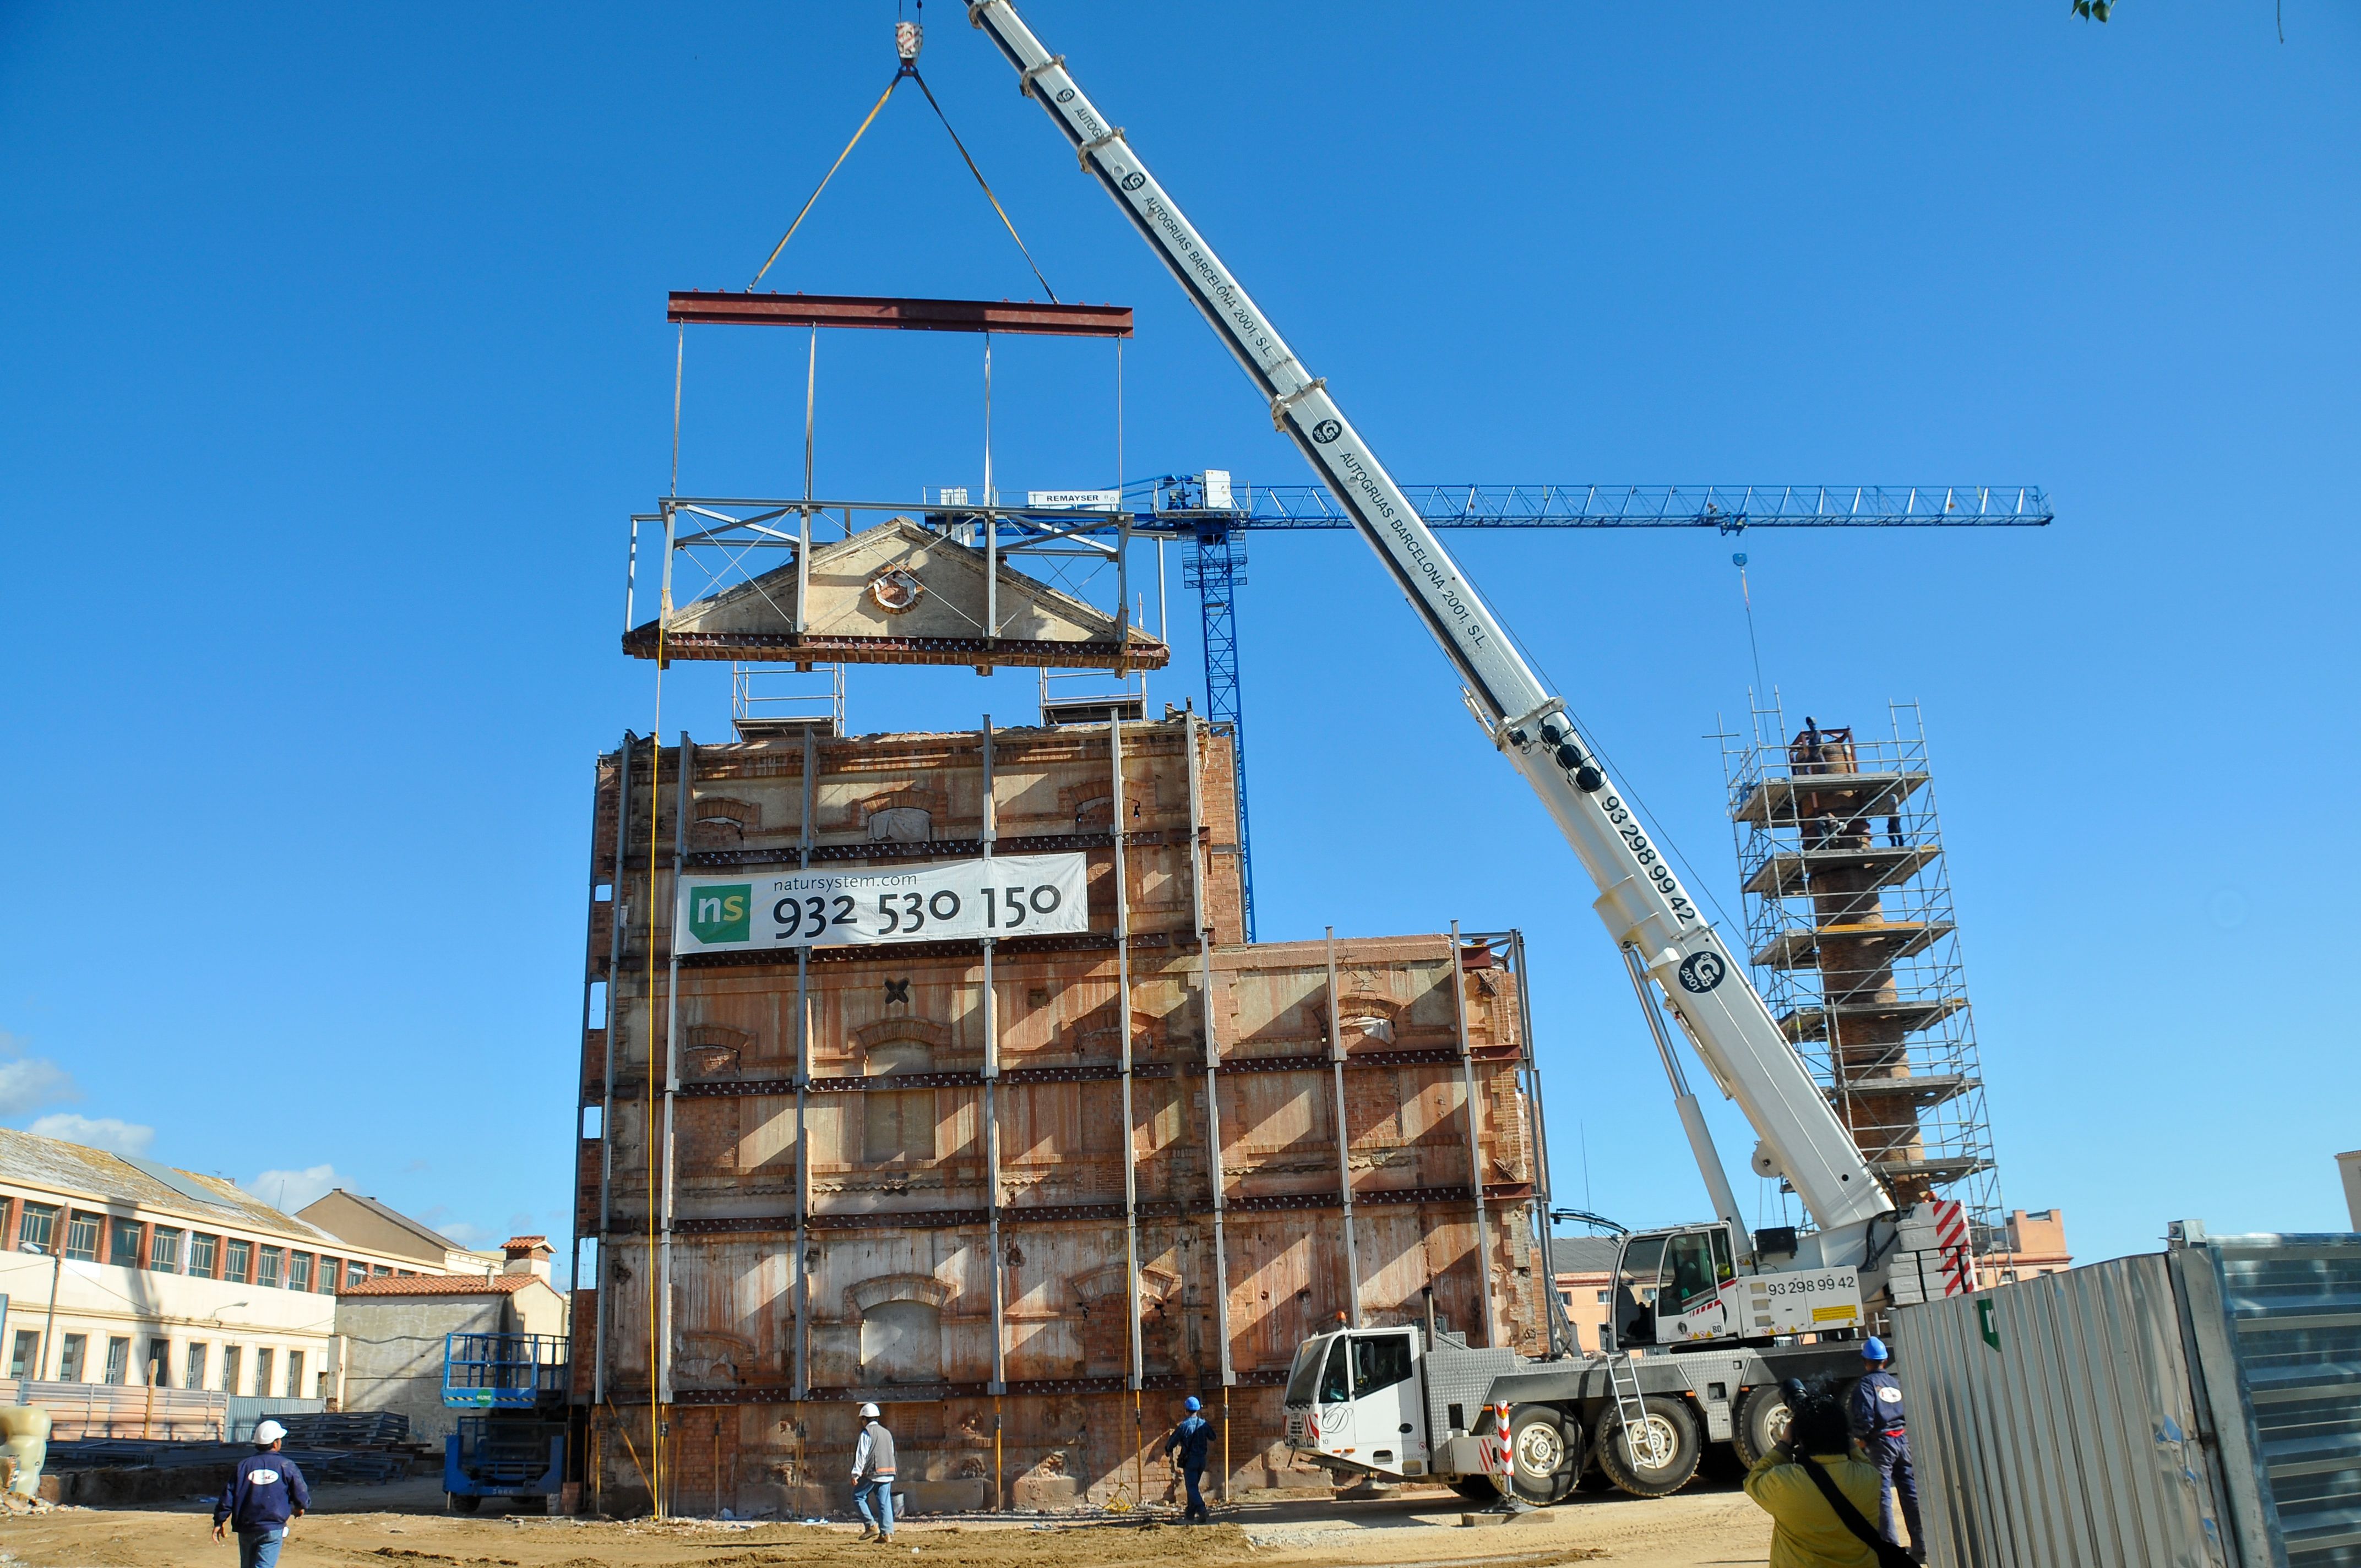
left=285, top=1350, right=304, bottom=1399
left=371, top=1264, right=390, bottom=1278
left=102, top=1336, right=129, bottom=1385
left=9, top=1330, right=40, bottom=1379
left=184, top=1343, right=208, bottom=1390
left=110, top=1217, right=142, bottom=1267
left=289, top=1253, right=312, bottom=1292
left=225, top=1239, right=251, bottom=1283
left=189, top=1232, right=218, bottom=1276
left=1596, top=1289, right=1609, bottom=1303
left=254, top=1348, right=274, bottom=1400
left=345, top=1261, right=367, bottom=1289
left=396, top=1268, right=415, bottom=1278
left=318, top=1256, right=340, bottom=1291
left=63, top=1212, right=99, bottom=1261
left=220, top=1346, right=242, bottom=1395
left=15, top=1202, right=57, bottom=1253
left=257, top=1246, right=283, bottom=1288
left=59, top=1333, right=86, bottom=1382
left=144, top=1340, right=170, bottom=1388
left=149, top=1228, right=182, bottom=1272
left=315, top=1370, right=329, bottom=1398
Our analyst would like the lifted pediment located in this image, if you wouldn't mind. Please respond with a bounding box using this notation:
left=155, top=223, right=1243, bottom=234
left=623, top=516, right=1167, bottom=671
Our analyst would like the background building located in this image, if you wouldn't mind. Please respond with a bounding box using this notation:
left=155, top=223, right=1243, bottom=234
left=1973, top=1208, right=2072, bottom=1288
left=333, top=1237, right=568, bottom=1442
left=1548, top=1235, right=1623, bottom=1355
left=300, top=1190, right=508, bottom=1277
left=0, top=1128, right=487, bottom=1435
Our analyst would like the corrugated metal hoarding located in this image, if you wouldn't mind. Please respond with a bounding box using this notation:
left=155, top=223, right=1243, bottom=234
left=1891, top=1224, right=2361, bottom=1568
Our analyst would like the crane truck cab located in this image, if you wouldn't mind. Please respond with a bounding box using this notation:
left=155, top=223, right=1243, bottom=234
left=1281, top=1326, right=1430, bottom=1481
left=1607, top=1222, right=1865, bottom=1351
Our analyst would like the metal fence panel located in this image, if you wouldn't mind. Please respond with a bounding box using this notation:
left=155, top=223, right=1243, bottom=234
left=1892, top=1253, right=2236, bottom=1568
left=2177, top=1233, right=2361, bottom=1568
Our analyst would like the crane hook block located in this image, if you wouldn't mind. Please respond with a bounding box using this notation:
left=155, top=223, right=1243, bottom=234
left=896, top=20, right=923, bottom=62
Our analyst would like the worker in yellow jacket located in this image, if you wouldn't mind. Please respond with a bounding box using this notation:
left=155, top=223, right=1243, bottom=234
left=1743, top=1381, right=1907, bottom=1568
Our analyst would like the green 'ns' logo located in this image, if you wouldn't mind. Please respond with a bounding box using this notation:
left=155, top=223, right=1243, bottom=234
left=687, top=884, right=751, bottom=945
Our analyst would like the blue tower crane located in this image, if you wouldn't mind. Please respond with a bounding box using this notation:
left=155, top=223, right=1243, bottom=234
left=1131, top=477, right=2053, bottom=941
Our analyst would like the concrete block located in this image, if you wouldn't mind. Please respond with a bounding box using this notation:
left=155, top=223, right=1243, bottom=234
left=899, top=1478, right=987, bottom=1515
left=1011, top=1474, right=1079, bottom=1510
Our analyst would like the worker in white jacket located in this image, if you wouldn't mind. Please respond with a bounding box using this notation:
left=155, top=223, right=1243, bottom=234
left=850, top=1402, right=898, bottom=1542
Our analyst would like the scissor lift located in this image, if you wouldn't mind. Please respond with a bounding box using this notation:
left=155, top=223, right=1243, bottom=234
left=442, top=1332, right=568, bottom=1513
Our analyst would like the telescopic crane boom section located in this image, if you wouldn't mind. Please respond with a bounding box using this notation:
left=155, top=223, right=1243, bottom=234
left=969, top=0, right=1896, bottom=1251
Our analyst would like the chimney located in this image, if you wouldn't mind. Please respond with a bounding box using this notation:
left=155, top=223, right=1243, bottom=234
left=501, top=1235, right=554, bottom=1283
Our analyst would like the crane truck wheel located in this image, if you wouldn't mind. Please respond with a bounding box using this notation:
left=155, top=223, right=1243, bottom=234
left=1731, top=1384, right=1793, bottom=1469
left=1595, top=1396, right=1703, bottom=1498
left=447, top=1493, right=481, bottom=1514
left=1506, top=1404, right=1582, bottom=1505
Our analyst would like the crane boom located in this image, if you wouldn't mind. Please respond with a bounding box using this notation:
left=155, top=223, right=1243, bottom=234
left=967, top=1, right=1895, bottom=1250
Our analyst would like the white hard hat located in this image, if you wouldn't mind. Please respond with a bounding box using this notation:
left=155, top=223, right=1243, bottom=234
left=858, top=1402, right=882, bottom=1419
left=254, top=1420, right=286, bottom=1445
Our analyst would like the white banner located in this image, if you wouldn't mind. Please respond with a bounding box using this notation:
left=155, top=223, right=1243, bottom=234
left=673, top=854, right=1090, bottom=954
left=1025, top=489, right=1121, bottom=510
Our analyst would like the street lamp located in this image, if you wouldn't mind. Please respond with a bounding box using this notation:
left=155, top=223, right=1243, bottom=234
left=17, top=1240, right=62, bottom=1383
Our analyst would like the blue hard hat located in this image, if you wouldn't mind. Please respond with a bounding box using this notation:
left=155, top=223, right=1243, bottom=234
left=1863, top=1335, right=1889, bottom=1361
left=1185, top=1396, right=1201, bottom=1412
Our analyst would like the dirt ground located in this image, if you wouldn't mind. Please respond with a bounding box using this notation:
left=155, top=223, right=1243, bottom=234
left=0, top=1475, right=1777, bottom=1568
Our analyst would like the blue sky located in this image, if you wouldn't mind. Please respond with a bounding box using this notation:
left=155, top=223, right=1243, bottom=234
left=3, top=3, right=2353, bottom=1266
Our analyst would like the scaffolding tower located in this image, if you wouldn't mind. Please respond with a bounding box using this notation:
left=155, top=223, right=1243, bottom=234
left=1720, top=699, right=2003, bottom=1241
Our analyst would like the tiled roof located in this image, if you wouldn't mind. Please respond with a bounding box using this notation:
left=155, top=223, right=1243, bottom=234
left=340, top=1272, right=534, bottom=1297
left=0, top=1126, right=336, bottom=1243
left=300, top=1189, right=461, bottom=1259
left=1549, top=1235, right=1626, bottom=1276
left=500, top=1235, right=551, bottom=1251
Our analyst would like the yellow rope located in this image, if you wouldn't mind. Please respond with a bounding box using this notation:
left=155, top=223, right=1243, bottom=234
left=749, top=70, right=904, bottom=291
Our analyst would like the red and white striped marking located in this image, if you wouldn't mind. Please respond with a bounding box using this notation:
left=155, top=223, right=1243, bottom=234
left=1930, top=1199, right=1974, bottom=1296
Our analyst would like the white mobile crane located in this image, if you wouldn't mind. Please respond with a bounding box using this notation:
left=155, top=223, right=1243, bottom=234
left=964, top=1, right=1969, bottom=1500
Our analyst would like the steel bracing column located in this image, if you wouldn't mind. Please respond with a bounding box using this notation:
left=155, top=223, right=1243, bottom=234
left=1506, top=929, right=1574, bottom=1359
left=1325, top=928, right=1361, bottom=1328
left=1112, top=714, right=1149, bottom=1511
left=790, top=726, right=816, bottom=1401
left=1112, top=717, right=1145, bottom=1390
left=1182, top=530, right=1253, bottom=941
left=1449, top=921, right=1499, bottom=1349
left=659, top=736, right=692, bottom=1414
left=1184, top=711, right=1237, bottom=1499
left=594, top=733, right=635, bottom=1408
left=982, top=720, right=1009, bottom=1407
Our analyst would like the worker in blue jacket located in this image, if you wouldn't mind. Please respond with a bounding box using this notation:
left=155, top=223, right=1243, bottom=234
left=212, top=1419, right=309, bottom=1568
left=1847, top=1337, right=1925, bottom=1562
left=1161, top=1396, right=1213, bottom=1523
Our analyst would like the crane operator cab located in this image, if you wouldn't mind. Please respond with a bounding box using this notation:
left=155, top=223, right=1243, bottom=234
left=1281, top=1326, right=1428, bottom=1478
left=1608, top=1222, right=1863, bottom=1349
